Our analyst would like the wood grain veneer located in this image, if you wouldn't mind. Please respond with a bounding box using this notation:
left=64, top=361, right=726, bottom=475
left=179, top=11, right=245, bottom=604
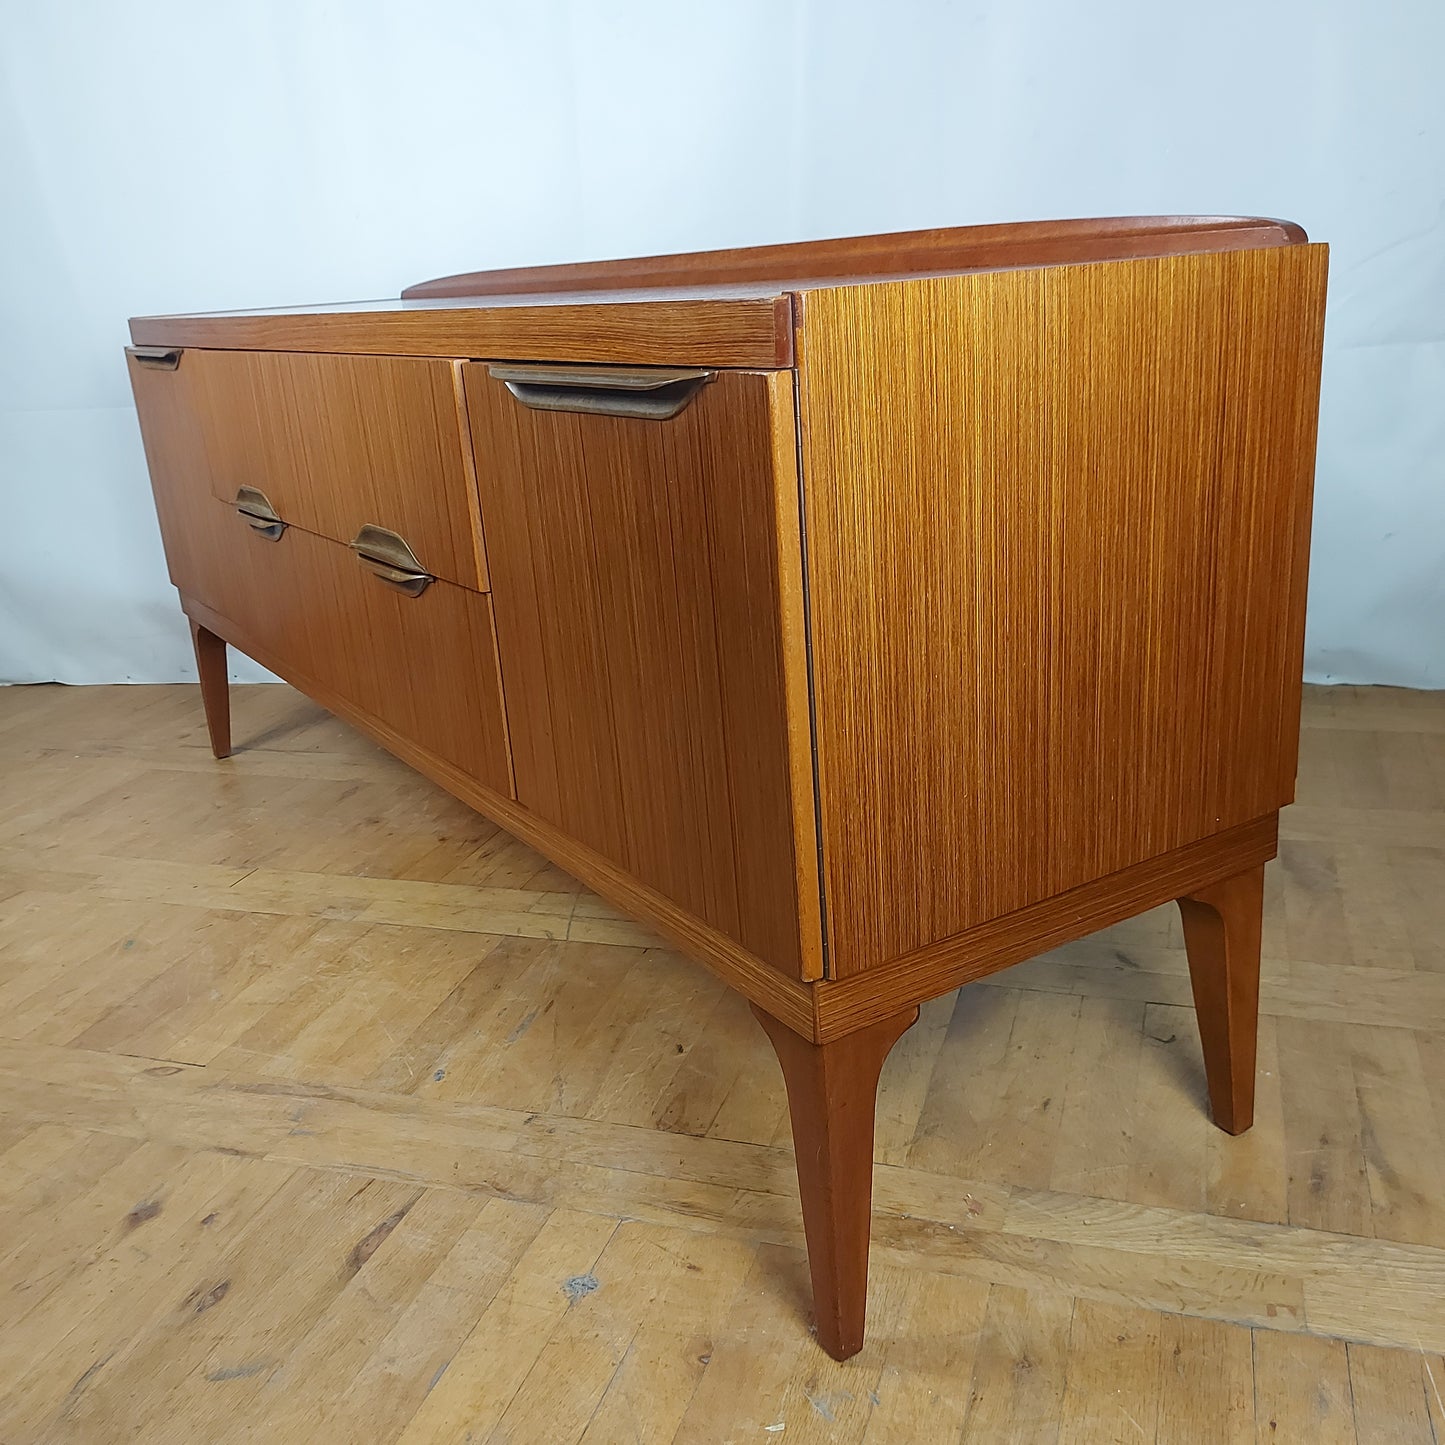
left=403, top=216, right=1305, bottom=299
left=198, top=514, right=512, bottom=794
left=463, top=365, right=822, bottom=980
left=796, top=244, right=1328, bottom=978
left=177, top=349, right=485, bottom=591
left=129, top=293, right=795, bottom=368
left=127, top=353, right=511, bottom=793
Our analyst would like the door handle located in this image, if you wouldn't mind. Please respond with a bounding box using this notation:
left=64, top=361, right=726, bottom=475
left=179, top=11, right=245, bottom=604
left=350, top=524, right=434, bottom=597
left=488, top=363, right=714, bottom=420
left=127, top=346, right=182, bottom=370
left=233, top=487, right=287, bottom=541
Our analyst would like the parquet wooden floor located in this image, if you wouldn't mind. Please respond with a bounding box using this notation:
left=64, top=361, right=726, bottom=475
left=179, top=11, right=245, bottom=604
left=0, top=682, right=1441, bottom=1442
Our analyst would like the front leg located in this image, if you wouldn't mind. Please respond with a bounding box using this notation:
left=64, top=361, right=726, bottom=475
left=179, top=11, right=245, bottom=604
left=751, top=1002, right=918, bottom=1360
left=1177, top=863, right=1266, bottom=1134
left=188, top=616, right=232, bottom=759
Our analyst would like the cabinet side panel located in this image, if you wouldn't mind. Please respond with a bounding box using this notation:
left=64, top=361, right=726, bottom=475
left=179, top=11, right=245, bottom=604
left=466, top=367, right=819, bottom=978
left=798, top=245, right=1328, bottom=977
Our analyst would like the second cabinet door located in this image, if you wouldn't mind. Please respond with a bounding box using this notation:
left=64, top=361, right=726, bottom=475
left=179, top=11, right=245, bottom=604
left=462, top=363, right=821, bottom=980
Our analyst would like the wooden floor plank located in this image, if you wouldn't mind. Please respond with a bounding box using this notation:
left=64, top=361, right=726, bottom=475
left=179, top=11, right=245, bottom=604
left=1251, top=1330, right=1356, bottom=1444
left=1153, top=1312, right=1254, bottom=1444
left=50, top=1170, right=427, bottom=1442
left=958, top=1285, right=1074, bottom=1442
left=197, top=1187, right=486, bottom=1442
left=1055, top=1299, right=1163, bottom=1443
left=859, top=1270, right=992, bottom=1444
left=331, top=1197, right=551, bottom=1442
left=1347, top=1340, right=1437, bottom=1444
left=1, top=681, right=1443, bottom=1441
left=0, top=1152, right=297, bottom=1439
left=393, top=1208, right=619, bottom=1444
left=1277, top=1016, right=1373, bottom=1238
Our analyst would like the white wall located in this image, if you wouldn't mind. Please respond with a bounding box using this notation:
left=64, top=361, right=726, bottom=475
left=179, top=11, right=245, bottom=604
left=2, top=0, right=1441, bottom=686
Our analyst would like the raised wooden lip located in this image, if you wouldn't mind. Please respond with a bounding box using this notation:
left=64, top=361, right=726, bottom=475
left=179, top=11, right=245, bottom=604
left=402, top=215, right=1308, bottom=301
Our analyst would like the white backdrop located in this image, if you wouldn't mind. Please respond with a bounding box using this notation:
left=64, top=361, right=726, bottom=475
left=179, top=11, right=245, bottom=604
left=1, top=0, right=1441, bottom=686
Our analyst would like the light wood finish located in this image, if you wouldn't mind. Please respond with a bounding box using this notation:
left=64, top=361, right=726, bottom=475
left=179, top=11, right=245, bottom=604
left=403, top=214, right=1305, bottom=298
left=463, top=365, right=821, bottom=981
left=751, top=1003, right=919, bottom=1360
left=0, top=682, right=1442, bottom=1441
left=188, top=618, right=230, bottom=760
left=130, top=292, right=796, bottom=367
left=1179, top=864, right=1266, bottom=1134
left=796, top=245, right=1328, bottom=977
left=183, top=348, right=486, bottom=591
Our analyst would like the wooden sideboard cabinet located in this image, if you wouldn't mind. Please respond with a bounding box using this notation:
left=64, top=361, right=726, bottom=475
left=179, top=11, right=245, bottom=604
left=127, top=216, right=1328, bottom=1360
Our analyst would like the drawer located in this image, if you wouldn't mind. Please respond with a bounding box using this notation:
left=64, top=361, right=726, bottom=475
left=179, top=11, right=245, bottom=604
left=190, top=497, right=512, bottom=795
left=183, top=348, right=488, bottom=591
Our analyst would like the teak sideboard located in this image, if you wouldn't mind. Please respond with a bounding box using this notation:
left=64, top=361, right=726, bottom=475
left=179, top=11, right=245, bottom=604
left=126, top=216, right=1328, bottom=1359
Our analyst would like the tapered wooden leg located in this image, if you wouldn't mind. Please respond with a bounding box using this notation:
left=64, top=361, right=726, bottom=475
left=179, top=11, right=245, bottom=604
left=751, top=1002, right=918, bottom=1360
left=1177, top=863, right=1265, bottom=1135
left=188, top=617, right=232, bottom=760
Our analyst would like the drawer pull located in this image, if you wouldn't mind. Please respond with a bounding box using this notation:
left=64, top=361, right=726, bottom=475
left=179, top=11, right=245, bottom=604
left=233, top=487, right=287, bottom=541
left=128, top=346, right=183, bottom=370
left=489, top=364, right=714, bottom=421
left=351, top=524, right=435, bottom=597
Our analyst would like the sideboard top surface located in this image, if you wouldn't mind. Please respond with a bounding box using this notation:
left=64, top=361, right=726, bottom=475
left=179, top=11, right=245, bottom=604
left=129, top=216, right=1307, bottom=367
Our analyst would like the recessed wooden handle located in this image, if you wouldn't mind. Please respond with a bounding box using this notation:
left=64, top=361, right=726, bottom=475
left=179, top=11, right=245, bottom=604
left=489, top=363, right=714, bottom=420
left=350, top=524, right=434, bottom=597
left=233, top=487, right=286, bottom=541
left=127, top=346, right=182, bottom=370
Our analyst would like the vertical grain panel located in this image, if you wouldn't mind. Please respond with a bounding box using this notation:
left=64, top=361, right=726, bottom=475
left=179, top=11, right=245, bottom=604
left=799, top=268, right=1050, bottom=977
left=1044, top=254, right=1225, bottom=885
left=464, top=367, right=820, bottom=980
left=797, top=245, right=1327, bottom=977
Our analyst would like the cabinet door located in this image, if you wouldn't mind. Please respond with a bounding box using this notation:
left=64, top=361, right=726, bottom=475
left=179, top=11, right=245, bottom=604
left=462, top=364, right=821, bottom=980
left=189, top=349, right=488, bottom=591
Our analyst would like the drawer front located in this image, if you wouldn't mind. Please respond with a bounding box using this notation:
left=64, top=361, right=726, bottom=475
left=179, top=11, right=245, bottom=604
left=185, top=348, right=488, bottom=591
left=127, top=347, right=513, bottom=795
left=462, top=361, right=821, bottom=979
left=201, top=503, right=512, bottom=793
